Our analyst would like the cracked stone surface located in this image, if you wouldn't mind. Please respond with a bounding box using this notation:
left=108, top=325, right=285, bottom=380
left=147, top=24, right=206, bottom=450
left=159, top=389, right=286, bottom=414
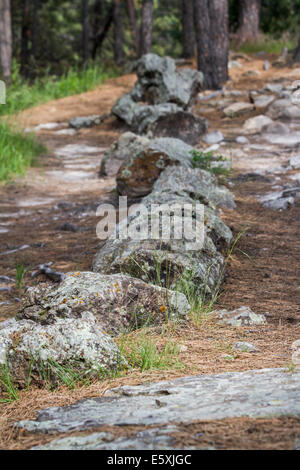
left=31, top=426, right=199, bottom=450
left=17, top=368, right=300, bottom=435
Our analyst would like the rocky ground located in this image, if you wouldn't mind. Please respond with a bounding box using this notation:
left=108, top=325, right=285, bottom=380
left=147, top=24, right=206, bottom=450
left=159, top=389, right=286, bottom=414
left=0, top=54, right=300, bottom=450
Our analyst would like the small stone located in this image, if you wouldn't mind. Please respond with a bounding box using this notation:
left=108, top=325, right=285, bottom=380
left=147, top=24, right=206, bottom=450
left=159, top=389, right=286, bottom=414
left=228, top=60, right=243, bottom=70
left=236, top=136, right=249, bottom=144
left=203, top=131, right=224, bottom=145
left=57, top=222, right=80, bottom=232
left=242, top=70, right=261, bottom=77
left=264, top=122, right=290, bottom=135
left=265, top=83, right=283, bottom=94
left=216, top=306, right=267, bottom=326
left=223, top=102, right=254, bottom=118
left=69, top=115, right=102, bottom=129
left=263, top=60, right=270, bottom=71
left=243, top=115, right=273, bottom=134
left=254, top=95, right=275, bottom=109
left=292, top=340, right=300, bottom=366
left=290, top=155, right=300, bottom=169
left=233, top=342, right=259, bottom=353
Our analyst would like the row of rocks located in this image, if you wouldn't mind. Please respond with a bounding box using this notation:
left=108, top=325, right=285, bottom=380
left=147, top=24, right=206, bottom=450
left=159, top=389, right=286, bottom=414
left=0, top=130, right=235, bottom=387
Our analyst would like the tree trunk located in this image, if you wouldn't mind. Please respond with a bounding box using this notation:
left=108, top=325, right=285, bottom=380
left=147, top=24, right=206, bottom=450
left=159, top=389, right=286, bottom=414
left=21, top=0, right=31, bottom=76
left=293, top=38, right=300, bottom=63
left=182, top=0, right=195, bottom=59
left=126, top=0, right=139, bottom=56
left=82, top=0, right=89, bottom=63
left=193, top=0, right=229, bottom=90
left=31, top=0, right=39, bottom=60
left=113, top=0, right=123, bottom=66
left=237, top=0, right=261, bottom=43
left=92, top=2, right=113, bottom=59
left=140, top=0, right=153, bottom=56
left=0, top=0, right=12, bottom=82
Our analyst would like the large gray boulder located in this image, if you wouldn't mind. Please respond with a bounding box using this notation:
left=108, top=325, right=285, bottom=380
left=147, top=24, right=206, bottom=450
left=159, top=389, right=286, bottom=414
left=93, top=168, right=234, bottom=296
left=0, top=312, right=126, bottom=389
left=111, top=54, right=204, bottom=136
left=132, top=54, right=203, bottom=108
left=150, top=110, right=207, bottom=145
left=19, top=272, right=191, bottom=336
left=144, top=166, right=236, bottom=211
left=116, top=136, right=194, bottom=197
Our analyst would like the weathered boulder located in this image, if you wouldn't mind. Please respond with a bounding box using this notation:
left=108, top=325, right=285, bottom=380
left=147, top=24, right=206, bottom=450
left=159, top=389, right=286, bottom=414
left=143, top=166, right=235, bottom=211
left=131, top=103, right=183, bottom=134
left=133, top=53, right=203, bottom=108
left=111, top=54, right=204, bottom=136
left=116, top=137, right=193, bottom=197
left=93, top=167, right=234, bottom=296
left=0, top=312, right=126, bottom=388
left=147, top=110, right=207, bottom=145
left=100, top=132, right=149, bottom=177
left=19, top=272, right=191, bottom=336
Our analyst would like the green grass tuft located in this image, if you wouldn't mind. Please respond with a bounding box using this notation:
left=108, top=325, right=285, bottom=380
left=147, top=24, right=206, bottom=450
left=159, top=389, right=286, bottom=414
left=0, top=122, right=46, bottom=182
left=0, top=61, right=119, bottom=116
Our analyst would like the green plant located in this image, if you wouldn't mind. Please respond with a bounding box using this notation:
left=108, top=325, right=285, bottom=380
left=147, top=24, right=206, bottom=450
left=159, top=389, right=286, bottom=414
left=191, top=150, right=231, bottom=178
left=118, top=329, right=183, bottom=372
left=0, top=364, right=19, bottom=403
left=0, top=61, right=119, bottom=117
left=15, top=261, right=30, bottom=291
left=0, top=123, right=46, bottom=182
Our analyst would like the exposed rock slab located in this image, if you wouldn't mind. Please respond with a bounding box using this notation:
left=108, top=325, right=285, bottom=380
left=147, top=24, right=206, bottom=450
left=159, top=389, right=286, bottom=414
left=17, top=368, right=300, bottom=434
left=32, top=426, right=192, bottom=450
left=19, top=272, right=191, bottom=336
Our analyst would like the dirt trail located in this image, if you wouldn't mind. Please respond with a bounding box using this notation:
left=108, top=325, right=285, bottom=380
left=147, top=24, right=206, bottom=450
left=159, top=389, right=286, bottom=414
left=0, top=57, right=300, bottom=450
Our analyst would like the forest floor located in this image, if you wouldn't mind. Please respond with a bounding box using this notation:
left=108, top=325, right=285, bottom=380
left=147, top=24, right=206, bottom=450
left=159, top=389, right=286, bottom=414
left=0, top=56, right=299, bottom=450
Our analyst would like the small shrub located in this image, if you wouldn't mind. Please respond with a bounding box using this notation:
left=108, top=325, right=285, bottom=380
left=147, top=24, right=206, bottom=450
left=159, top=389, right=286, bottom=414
left=191, top=149, right=231, bottom=178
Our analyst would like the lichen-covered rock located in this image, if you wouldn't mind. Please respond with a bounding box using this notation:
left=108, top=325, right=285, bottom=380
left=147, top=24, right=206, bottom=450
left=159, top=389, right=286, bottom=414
left=99, top=132, right=149, bottom=177
left=111, top=54, right=204, bottom=135
left=215, top=306, right=267, bottom=326
left=0, top=312, right=126, bottom=388
left=92, top=204, right=230, bottom=297
left=131, top=103, right=183, bottom=135
left=144, top=166, right=236, bottom=210
left=19, top=272, right=191, bottom=335
left=133, top=54, right=203, bottom=108
left=116, top=137, right=193, bottom=197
